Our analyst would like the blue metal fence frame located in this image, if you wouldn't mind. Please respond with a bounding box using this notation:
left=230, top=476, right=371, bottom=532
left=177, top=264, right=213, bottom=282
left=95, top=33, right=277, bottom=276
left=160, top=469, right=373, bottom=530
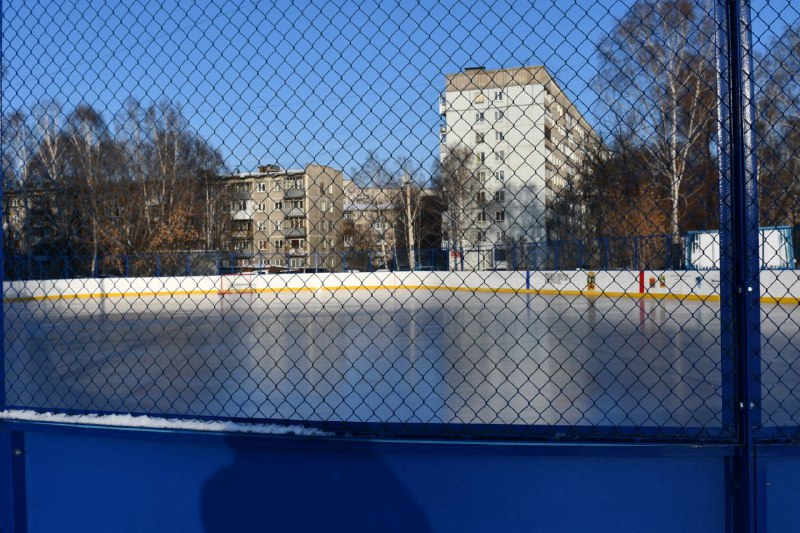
left=0, top=0, right=793, bottom=531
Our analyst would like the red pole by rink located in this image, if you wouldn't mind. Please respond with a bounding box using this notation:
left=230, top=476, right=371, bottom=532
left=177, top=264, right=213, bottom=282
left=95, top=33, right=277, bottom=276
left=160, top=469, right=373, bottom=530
left=639, top=270, right=645, bottom=294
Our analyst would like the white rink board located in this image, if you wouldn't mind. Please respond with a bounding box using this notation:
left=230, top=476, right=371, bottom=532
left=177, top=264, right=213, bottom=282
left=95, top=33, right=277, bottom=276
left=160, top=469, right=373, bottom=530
left=3, top=268, right=800, bottom=303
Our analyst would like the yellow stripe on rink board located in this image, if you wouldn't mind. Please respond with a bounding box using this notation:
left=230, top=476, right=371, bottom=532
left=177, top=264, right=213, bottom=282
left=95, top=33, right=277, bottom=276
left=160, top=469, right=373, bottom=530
left=3, top=283, right=798, bottom=305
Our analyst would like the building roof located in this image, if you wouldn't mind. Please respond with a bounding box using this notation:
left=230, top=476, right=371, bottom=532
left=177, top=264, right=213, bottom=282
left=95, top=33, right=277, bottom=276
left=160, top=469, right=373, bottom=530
left=444, top=65, right=595, bottom=136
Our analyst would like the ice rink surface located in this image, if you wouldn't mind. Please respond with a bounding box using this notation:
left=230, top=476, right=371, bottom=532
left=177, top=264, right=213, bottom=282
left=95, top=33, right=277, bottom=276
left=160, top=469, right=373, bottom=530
left=4, top=288, right=799, bottom=429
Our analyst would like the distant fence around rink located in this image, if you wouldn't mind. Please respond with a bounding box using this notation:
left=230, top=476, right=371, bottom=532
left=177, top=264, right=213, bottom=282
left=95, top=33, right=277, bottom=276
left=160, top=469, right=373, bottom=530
left=5, top=229, right=797, bottom=282
left=4, top=268, right=800, bottom=306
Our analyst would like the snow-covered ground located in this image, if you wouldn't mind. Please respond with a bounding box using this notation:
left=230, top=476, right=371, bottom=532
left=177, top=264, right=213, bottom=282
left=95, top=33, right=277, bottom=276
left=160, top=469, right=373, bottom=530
left=3, top=289, right=799, bottom=428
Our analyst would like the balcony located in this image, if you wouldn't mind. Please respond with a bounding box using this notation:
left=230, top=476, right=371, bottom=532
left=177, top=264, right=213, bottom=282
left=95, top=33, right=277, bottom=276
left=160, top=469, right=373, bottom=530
left=231, top=230, right=254, bottom=239
left=231, top=206, right=254, bottom=220
left=285, top=227, right=306, bottom=238
left=231, top=189, right=251, bottom=201
left=282, top=207, right=305, bottom=218
left=284, top=188, right=304, bottom=199
left=285, top=247, right=307, bottom=256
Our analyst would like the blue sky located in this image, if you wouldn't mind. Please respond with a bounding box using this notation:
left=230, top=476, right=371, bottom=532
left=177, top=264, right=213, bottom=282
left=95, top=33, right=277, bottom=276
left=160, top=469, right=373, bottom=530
left=3, top=0, right=798, bottom=179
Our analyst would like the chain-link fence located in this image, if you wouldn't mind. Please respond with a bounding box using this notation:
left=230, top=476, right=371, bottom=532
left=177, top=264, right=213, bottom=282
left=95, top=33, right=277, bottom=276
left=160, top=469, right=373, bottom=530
left=1, top=0, right=798, bottom=442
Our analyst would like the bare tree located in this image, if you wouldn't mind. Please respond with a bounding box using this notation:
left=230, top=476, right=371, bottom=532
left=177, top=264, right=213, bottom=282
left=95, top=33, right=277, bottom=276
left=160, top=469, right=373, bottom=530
left=757, top=23, right=800, bottom=250
left=595, top=0, right=716, bottom=258
left=433, top=145, right=479, bottom=268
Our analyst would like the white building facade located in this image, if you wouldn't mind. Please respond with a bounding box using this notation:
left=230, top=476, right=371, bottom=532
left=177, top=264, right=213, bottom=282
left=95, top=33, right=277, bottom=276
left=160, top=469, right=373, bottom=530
left=439, top=66, right=592, bottom=270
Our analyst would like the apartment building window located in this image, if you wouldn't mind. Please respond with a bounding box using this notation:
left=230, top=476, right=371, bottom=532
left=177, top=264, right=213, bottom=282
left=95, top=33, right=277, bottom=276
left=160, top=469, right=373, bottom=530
left=477, top=211, right=486, bottom=223
left=273, top=180, right=282, bottom=192
left=275, top=239, right=284, bottom=250
left=257, top=221, right=268, bottom=231
left=495, top=150, right=505, bottom=162
left=320, top=200, right=329, bottom=211
left=544, top=126, right=552, bottom=141
left=495, top=110, right=504, bottom=120
left=495, top=170, right=505, bottom=181
left=275, top=200, right=283, bottom=210
left=258, top=240, right=268, bottom=250
left=372, top=220, right=385, bottom=230
left=327, top=184, right=335, bottom=194
left=289, top=239, right=305, bottom=249
left=495, top=211, right=505, bottom=222
left=478, top=231, right=487, bottom=242
left=233, top=200, right=247, bottom=211
left=494, top=90, right=504, bottom=101
left=234, top=183, right=249, bottom=192
left=274, top=220, right=282, bottom=230
left=476, top=191, right=486, bottom=203
left=257, top=183, right=267, bottom=192
left=478, top=152, right=486, bottom=164
left=495, top=131, right=504, bottom=141
left=292, top=200, right=304, bottom=209
left=566, top=114, right=575, bottom=129
left=476, top=171, right=486, bottom=181
left=256, top=202, right=266, bottom=211
left=288, top=218, right=304, bottom=229
left=475, top=112, right=485, bottom=124
left=494, top=191, right=505, bottom=202
left=475, top=132, right=484, bottom=144
left=290, top=258, right=305, bottom=269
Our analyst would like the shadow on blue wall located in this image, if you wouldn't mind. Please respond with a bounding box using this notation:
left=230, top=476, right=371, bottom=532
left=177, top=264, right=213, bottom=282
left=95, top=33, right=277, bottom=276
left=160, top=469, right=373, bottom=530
left=201, top=436, right=432, bottom=532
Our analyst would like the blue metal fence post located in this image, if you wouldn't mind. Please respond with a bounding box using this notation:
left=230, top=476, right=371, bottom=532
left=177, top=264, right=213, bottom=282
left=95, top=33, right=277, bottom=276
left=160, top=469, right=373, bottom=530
left=124, top=255, right=130, bottom=277
left=0, top=167, right=4, bottom=410
left=64, top=256, right=70, bottom=279
left=716, top=1, right=762, bottom=531
left=554, top=240, right=560, bottom=270
left=665, top=235, right=672, bottom=270
left=156, top=254, right=162, bottom=277
left=634, top=237, right=639, bottom=270
left=512, top=243, right=517, bottom=270
left=603, top=238, right=609, bottom=269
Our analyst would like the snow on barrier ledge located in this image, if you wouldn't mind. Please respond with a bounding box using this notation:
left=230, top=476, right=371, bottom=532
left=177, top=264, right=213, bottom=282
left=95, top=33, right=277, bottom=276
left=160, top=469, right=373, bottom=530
left=2, top=269, right=799, bottom=304
left=0, top=410, right=332, bottom=436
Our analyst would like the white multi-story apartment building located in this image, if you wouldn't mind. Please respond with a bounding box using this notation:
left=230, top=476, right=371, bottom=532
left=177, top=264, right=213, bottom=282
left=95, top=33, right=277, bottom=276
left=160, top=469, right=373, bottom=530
left=439, top=65, right=593, bottom=269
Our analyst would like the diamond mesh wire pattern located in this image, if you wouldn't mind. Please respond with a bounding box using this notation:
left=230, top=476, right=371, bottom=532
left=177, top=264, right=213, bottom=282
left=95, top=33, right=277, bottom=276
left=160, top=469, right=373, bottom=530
left=750, top=0, right=800, bottom=442
left=0, top=0, right=793, bottom=442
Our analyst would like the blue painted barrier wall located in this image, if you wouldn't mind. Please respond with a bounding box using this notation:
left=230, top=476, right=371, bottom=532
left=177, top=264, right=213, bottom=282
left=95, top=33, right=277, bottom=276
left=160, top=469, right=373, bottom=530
left=1, top=421, right=732, bottom=533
